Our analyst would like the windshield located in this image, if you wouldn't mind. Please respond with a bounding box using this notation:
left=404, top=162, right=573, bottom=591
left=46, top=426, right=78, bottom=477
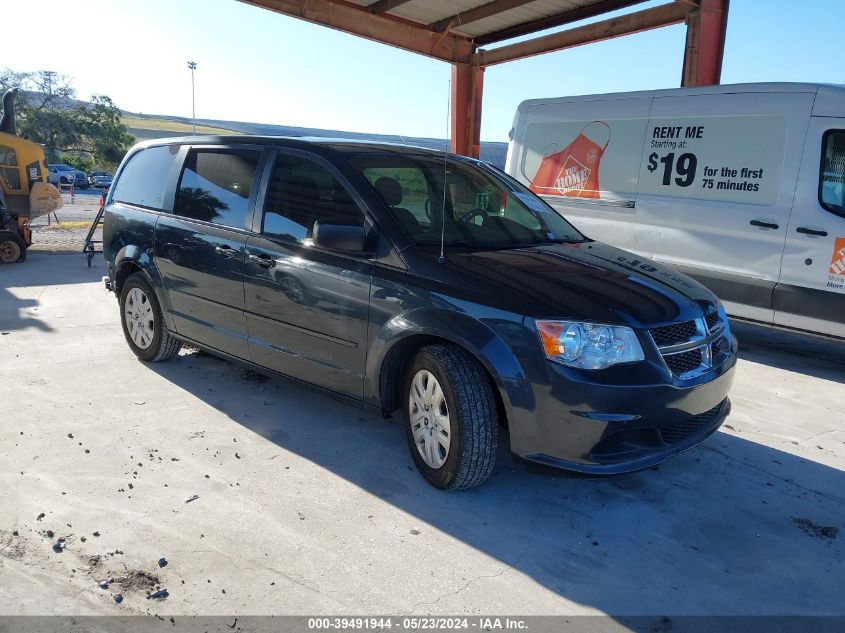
left=346, top=152, right=585, bottom=248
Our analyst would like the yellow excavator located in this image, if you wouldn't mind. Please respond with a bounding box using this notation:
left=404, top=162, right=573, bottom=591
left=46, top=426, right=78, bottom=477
left=0, top=88, right=63, bottom=263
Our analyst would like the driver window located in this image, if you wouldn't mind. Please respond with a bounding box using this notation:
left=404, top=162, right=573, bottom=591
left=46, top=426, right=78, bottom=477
left=262, top=154, right=365, bottom=245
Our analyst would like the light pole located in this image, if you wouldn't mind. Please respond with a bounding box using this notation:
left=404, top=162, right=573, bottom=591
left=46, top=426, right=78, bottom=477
left=187, top=61, right=197, bottom=135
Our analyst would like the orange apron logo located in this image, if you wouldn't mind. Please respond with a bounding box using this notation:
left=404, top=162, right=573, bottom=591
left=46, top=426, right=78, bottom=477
left=830, top=237, right=845, bottom=275
left=529, top=121, right=610, bottom=199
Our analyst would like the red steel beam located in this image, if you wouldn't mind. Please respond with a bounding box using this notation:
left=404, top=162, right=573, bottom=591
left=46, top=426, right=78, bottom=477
left=477, top=1, right=690, bottom=67
left=476, top=0, right=649, bottom=45
left=682, top=0, right=729, bottom=86
left=237, top=0, right=473, bottom=63
left=450, top=62, right=484, bottom=158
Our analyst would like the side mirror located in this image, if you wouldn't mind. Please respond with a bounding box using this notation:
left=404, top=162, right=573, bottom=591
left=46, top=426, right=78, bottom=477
left=312, top=221, right=366, bottom=252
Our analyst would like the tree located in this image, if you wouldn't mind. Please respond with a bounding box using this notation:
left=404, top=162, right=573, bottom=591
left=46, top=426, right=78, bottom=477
left=0, top=68, right=134, bottom=168
left=75, top=95, right=135, bottom=165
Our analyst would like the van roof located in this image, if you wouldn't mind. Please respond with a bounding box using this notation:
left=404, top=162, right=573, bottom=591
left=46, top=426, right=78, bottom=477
left=514, top=81, right=845, bottom=109
left=129, top=135, right=471, bottom=159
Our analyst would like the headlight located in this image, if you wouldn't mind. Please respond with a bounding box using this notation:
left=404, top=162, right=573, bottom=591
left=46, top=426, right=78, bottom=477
left=536, top=320, right=645, bottom=370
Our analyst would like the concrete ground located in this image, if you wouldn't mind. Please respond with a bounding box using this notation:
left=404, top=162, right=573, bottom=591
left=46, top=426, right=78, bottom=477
left=1, top=253, right=843, bottom=617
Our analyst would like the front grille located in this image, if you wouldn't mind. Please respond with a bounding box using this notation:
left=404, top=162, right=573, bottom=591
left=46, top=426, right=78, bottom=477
left=659, top=401, right=726, bottom=444
left=711, top=339, right=721, bottom=357
left=650, top=312, right=729, bottom=379
left=705, top=311, right=720, bottom=332
left=650, top=320, right=698, bottom=346
left=664, top=349, right=703, bottom=375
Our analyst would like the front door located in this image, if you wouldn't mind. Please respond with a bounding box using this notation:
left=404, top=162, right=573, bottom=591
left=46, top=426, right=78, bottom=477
left=155, top=146, right=264, bottom=359
left=776, top=119, right=845, bottom=338
left=244, top=150, right=373, bottom=398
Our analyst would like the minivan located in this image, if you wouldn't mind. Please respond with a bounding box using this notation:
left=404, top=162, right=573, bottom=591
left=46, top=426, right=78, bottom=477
left=507, top=82, right=845, bottom=339
left=103, top=137, right=736, bottom=489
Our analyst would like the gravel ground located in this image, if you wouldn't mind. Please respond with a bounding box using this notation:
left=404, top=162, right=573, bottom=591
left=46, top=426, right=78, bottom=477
left=26, top=190, right=104, bottom=254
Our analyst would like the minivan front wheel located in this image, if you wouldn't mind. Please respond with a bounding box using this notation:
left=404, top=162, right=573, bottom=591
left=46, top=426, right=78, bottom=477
left=403, top=345, right=498, bottom=490
left=119, top=273, right=182, bottom=362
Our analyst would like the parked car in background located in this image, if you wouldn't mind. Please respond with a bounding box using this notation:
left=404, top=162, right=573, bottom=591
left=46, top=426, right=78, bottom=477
left=102, top=136, right=737, bottom=490
left=89, top=170, right=113, bottom=188
left=48, top=164, right=89, bottom=189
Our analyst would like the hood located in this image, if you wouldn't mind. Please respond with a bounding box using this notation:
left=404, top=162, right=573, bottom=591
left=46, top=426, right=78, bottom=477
left=427, top=242, right=718, bottom=327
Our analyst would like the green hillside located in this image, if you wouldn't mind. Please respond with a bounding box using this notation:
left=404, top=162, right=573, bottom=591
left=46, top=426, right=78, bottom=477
left=122, top=115, right=241, bottom=140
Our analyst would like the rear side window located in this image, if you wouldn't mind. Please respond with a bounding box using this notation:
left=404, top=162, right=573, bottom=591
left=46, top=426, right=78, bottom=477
left=820, top=130, right=845, bottom=218
left=112, top=145, right=179, bottom=210
left=174, top=149, right=260, bottom=229
left=261, top=154, right=364, bottom=244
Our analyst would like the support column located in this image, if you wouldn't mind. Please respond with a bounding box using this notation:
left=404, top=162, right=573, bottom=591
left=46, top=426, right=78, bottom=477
left=450, top=60, right=484, bottom=158
left=682, top=0, right=729, bottom=87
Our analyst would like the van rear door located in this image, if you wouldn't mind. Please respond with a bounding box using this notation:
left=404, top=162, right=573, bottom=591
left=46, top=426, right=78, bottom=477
left=632, top=90, right=814, bottom=324
left=775, top=117, right=845, bottom=338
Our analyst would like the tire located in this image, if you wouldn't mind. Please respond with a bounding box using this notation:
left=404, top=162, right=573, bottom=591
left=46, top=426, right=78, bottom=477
left=403, top=344, right=498, bottom=490
left=119, top=272, right=182, bottom=362
left=0, top=233, right=25, bottom=264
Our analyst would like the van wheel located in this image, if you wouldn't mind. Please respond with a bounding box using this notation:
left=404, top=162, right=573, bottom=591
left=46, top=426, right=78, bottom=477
left=403, top=345, right=498, bottom=490
left=119, top=272, right=182, bottom=362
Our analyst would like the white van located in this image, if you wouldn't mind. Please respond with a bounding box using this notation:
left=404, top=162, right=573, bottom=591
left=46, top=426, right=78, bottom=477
left=506, top=83, right=845, bottom=339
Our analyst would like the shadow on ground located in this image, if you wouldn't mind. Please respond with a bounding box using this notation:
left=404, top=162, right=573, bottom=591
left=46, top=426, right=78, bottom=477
left=0, top=287, right=52, bottom=333
left=731, top=320, right=845, bottom=383
left=146, top=333, right=845, bottom=615
left=0, top=258, right=104, bottom=332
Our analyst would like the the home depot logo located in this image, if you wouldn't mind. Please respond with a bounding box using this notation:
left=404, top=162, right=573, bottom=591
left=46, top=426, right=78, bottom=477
left=827, top=237, right=845, bottom=292
left=830, top=238, right=845, bottom=274
left=555, top=156, right=592, bottom=195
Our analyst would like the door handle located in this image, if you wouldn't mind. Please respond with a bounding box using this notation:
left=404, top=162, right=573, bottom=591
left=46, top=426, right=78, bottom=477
left=215, top=245, right=238, bottom=258
left=750, top=220, right=779, bottom=230
left=248, top=253, right=276, bottom=268
left=796, top=227, right=828, bottom=237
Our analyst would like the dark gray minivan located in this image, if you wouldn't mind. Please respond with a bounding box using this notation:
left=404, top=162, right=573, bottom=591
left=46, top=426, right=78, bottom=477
left=103, top=136, right=737, bottom=490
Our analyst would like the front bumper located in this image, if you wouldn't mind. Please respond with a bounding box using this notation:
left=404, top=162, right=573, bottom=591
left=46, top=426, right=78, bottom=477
left=507, top=336, right=737, bottom=474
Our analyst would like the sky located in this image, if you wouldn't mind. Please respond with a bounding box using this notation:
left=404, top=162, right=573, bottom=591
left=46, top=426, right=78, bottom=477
left=1, top=0, right=841, bottom=142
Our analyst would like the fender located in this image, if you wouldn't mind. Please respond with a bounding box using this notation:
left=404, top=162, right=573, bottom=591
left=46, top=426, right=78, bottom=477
left=112, top=243, right=176, bottom=332
left=365, top=307, right=535, bottom=419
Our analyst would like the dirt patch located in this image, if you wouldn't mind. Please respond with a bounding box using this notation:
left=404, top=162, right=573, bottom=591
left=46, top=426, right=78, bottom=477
left=115, top=569, right=162, bottom=592
left=0, top=531, right=26, bottom=560
left=792, top=517, right=839, bottom=540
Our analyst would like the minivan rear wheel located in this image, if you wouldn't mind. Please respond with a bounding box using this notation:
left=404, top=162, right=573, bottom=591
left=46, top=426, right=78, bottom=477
left=403, top=345, right=498, bottom=490
left=119, top=272, right=182, bottom=362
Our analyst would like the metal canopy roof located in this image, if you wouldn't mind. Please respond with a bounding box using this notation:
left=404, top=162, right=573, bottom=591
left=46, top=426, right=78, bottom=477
left=347, top=0, right=649, bottom=44
left=236, top=0, right=728, bottom=157
left=236, top=0, right=684, bottom=64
